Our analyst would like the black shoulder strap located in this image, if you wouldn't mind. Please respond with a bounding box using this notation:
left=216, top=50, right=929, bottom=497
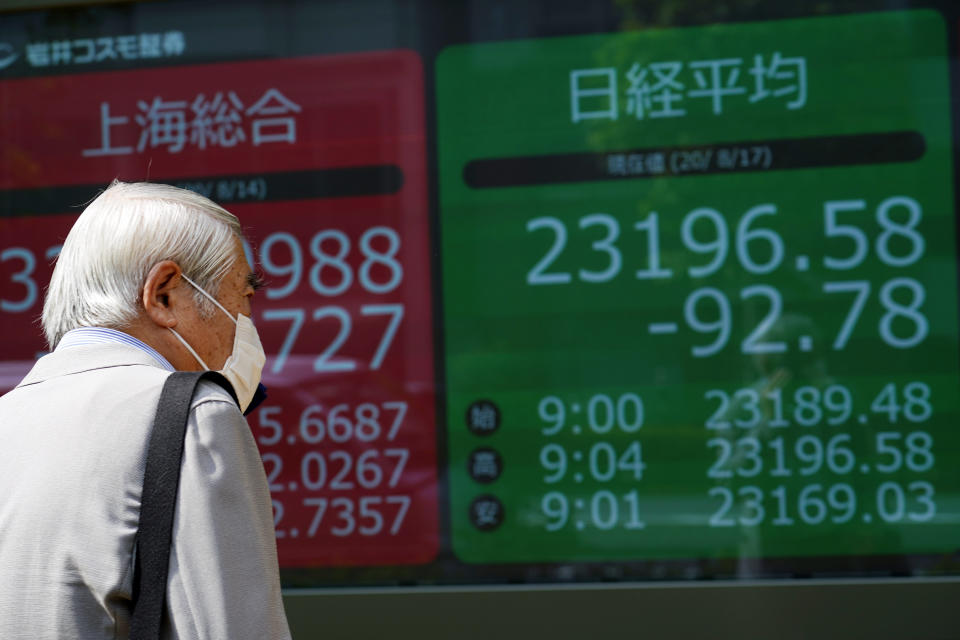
left=130, top=370, right=238, bottom=640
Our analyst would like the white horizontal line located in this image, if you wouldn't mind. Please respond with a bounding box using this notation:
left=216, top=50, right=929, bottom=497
left=648, top=322, right=678, bottom=334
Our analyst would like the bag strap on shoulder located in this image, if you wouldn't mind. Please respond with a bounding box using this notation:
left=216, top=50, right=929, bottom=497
left=130, top=370, right=238, bottom=640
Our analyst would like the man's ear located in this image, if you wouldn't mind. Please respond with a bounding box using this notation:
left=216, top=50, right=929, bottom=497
left=142, top=261, right=183, bottom=328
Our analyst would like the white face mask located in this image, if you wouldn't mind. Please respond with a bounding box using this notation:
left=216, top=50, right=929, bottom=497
left=168, top=274, right=266, bottom=412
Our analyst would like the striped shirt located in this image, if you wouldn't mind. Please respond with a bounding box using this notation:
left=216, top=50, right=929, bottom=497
left=56, top=327, right=174, bottom=371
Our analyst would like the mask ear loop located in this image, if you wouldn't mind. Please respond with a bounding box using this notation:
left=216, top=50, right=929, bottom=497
left=168, top=327, right=211, bottom=370
left=181, top=273, right=238, bottom=326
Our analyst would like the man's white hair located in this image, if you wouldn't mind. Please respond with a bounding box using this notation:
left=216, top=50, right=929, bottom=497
left=42, top=180, right=243, bottom=348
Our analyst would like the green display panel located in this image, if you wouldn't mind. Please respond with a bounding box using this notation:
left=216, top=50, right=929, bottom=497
left=436, top=10, right=960, bottom=563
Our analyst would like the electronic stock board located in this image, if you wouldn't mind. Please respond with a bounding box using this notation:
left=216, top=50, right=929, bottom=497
left=1, top=4, right=959, bottom=585
left=0, top=51, right=438, bottom=568
left=438, top=10, right=960, bottom=567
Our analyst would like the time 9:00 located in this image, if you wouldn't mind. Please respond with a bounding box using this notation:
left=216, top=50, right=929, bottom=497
left=538, top=393, right=644, bottom=436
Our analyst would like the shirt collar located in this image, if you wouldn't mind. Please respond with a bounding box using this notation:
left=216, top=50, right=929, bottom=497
left=56, top=327, right=175, bottom=371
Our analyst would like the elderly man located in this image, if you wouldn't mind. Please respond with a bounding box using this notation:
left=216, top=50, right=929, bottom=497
left=0, top=181, right=290, bottom=639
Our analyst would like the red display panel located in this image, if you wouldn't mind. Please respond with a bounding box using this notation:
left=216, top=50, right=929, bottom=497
left=0, top=51, right=437, bottom=566
left=0, top=215, right=74, bottom=374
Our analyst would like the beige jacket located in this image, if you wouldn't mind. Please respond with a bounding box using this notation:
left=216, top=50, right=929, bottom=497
left=0, top=343, right=290, bottom=639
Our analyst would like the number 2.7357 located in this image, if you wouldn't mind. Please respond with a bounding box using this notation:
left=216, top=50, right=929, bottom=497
left=273, top=495, right=411, bottom=538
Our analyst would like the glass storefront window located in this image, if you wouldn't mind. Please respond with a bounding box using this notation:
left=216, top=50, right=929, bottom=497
left=1, top=0, right=958, bottom=610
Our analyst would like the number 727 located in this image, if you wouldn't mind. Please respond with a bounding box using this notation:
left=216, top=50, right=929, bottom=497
left=262, top=304, right=404, bottom=374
